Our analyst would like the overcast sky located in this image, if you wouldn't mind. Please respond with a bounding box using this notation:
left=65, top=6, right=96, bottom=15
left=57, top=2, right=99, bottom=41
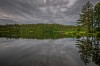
left=0, top=0, right=99, bottom=25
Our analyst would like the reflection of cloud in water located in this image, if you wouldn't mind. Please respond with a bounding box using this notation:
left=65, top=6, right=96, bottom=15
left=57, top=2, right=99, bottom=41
left=0, top=38, right=97, bottom=66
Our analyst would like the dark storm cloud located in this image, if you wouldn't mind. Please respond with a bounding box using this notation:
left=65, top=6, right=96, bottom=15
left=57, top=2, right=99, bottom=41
left=0, top=0, right=99, bottom=25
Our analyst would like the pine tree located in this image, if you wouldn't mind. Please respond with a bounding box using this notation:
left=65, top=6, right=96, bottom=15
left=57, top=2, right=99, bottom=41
left=94, top=2, right=100, bottom=31
left=77, top=1, right=94, bottom=33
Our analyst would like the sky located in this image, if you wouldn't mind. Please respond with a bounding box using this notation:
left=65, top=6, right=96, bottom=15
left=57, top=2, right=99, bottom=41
left=0, top=0, right=99, bottom=25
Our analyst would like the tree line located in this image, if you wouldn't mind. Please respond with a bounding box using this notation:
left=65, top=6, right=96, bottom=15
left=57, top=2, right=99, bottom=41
left=0, top=24, right=78, bottom=39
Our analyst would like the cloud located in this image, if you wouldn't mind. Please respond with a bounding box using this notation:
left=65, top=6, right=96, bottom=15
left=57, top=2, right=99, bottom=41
left=0, top=0, right=99, bottom=25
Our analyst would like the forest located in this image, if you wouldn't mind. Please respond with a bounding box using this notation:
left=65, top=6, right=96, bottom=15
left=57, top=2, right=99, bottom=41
left=0, top=24, right=78, bottom=39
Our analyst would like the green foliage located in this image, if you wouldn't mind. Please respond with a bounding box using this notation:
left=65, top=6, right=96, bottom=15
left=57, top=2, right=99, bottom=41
left=0, top=24, right=78, bottom=39
left=94, top=2, right=100, bottom=31
left=77, top=1, right=94, bottom=33
left=77, top=1, right=100, bottom=33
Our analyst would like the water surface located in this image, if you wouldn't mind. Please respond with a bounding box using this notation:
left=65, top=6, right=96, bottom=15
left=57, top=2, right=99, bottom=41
left=0, top=38, right=98, bottom=66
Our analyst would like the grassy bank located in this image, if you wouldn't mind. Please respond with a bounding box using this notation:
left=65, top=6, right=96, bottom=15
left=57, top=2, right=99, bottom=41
left=64, top=31, right=100, bottom=37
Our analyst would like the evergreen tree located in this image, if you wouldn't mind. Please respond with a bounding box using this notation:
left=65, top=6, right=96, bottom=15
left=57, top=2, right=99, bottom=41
left=77, top=1, right=94, bottom=33
left=94, top=2, right=100, bottom=31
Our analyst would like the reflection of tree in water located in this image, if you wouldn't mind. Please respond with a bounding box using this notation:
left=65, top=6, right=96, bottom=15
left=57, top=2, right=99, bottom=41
left=76, top=36, right=100, bottom=66
left=76, top=37, right=93, bottom=65
left=92, top=38, right=100, bottom=66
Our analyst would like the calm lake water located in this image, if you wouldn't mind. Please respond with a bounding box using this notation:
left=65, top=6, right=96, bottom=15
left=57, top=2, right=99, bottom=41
left=0, top=38, right=99, bottom=66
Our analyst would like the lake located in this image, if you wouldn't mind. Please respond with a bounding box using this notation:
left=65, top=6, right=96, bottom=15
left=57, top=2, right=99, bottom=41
left=0, top=37, right=99, bottom=66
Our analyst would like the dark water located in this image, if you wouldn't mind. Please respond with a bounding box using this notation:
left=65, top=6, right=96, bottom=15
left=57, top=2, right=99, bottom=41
left=0, top=37, right=99, bottom=66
